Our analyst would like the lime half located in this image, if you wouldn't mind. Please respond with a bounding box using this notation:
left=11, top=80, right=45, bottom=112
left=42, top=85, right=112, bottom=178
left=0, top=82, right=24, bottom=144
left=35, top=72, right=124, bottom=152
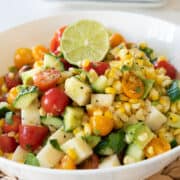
left=61, top=20, right=110, bottom=66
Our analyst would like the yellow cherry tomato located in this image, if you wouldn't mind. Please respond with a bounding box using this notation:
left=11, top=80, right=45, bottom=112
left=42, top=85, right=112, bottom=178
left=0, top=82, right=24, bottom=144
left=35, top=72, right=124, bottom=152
left=144, top=138, right=171, bottom=158
left=60, top=155, right=76, bottom=170
left=122, top=72, right=144, bottom=99
left=7, top=87, right=19, bottom=104
left=110, top=33, right=126, bottom=48
left=32, top=45, right=49, bottom=61
left=14, top=48, right=34, bottom=69
left=90, top=115, right=114, bottom=136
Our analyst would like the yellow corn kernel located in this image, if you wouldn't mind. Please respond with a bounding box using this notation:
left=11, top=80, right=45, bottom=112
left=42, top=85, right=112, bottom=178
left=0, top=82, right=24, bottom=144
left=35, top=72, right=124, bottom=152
left=145, top=68, right=156, bottom=79
left=123, top=102, right=131, bottom=115
left=120, top=94, right=129, bottom=101
left=73, top=127, right=83, bottom=136
left=139, top=42, right=148, bottom=49
left=0, top=119, right=4, bottom=127
left=33, top=60, right=44, bottom=68
left=124, top=54, right=132, bottom=60
left=93, top=109, right=103, bottom=116
left=66, top=148, right=77, bottom=161
left=113, top=118, right=123, bottom=129
left=149, top=88, right=159, bottom=101
left=1, top=84, right=8, bottom=93
left=105, top=87, right=116, bottom=94
left=84, top=123, right=92, bottom=135
left=4, top=153, right=13, bottom=160
left=112, top=81, right=122, bottom=93
left=129, top=99, right=138, bottom=104
left=118, top=107, right=125, bottom=114
left=82, top=59, right=90, bottom=68
left=171, top=103, right=177, bottom=113
left=173, top=129, right=180, bottom=136
left=104, top=111, right=113, bottom=119
left=0, top=150, right=3, bottom=156
left=157, top=56, right=168, bottom=62
left=109, top=61, right=122, bottom=69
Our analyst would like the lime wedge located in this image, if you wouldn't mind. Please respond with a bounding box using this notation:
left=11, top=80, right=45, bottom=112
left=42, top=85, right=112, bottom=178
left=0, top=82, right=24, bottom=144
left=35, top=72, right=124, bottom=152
left=61, top=20, right=110, bottom=66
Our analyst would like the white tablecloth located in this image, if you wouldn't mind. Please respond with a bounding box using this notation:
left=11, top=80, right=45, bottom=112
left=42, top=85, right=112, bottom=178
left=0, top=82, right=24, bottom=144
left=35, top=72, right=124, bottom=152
left=0, top=0, right=180, bottom=32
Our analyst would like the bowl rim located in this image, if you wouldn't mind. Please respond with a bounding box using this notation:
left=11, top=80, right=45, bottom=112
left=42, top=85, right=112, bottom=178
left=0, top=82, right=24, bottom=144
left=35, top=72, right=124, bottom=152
left=0, top=11, right=179, bottom=174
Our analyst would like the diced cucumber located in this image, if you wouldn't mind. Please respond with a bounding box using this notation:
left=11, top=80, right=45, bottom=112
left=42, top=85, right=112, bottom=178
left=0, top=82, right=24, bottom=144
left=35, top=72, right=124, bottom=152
left=83, top=135, right=101, bottom=148
left=63, top=106, right=84, bottom=132
left=91, top=94, right=114, bottom=107
left=142, top=79, right=154, bottom=99
left=123, top=143, right=144, bottom=165
left=145, top=106, right=167, bottom=131
left=21, top=100, right=40, bottom=125
left=65, top=77, right=92, bottom=106
left=44, top=54, right=64, bottom=72
left=167, top=80, right=180, bottom=102
left=61, top=137, right=93, bottom=164
left=125, top=122, right=154, bottom=149
left=13, top=86, right=39, bottom=109
left=41, top=116, right=63, bottom=129
left=21, top=68, right=42, bottom=85
left=167, top=113, right=180, bottom=128
left=0, top=102, right=10, bottom=118
left=99, top=155, right=120, bottom=169
left=91, top=75, right=108, bottom=93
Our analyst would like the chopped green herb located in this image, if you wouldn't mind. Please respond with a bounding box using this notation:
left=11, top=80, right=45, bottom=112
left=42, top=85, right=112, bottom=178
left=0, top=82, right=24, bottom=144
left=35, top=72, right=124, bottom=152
left=121, top=65, right=130, bottom=72
left=170, top=139, right=178, bottom=148
left=5, top=112, right=13, bottom=125
left=49, top=139, right=62, bottom=151
left=8, top=66, right=18, bottom=73
left=24, top=153, right=40, bottom=166
left=167, top=80, right=180, bottom=102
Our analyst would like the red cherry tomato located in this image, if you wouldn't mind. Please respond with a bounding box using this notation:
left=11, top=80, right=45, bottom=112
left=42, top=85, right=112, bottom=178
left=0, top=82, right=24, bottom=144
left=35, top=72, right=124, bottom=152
left=19, top=125, right=49, bottom=150
left=50, top=26, right=67, bottom=53
left=60, top=58, right=72, bottom=70
left=155, top=60, right=177, bottom=79
left=0, top=135, right=17, bottom=153
left=2, top=114, right=21, bottom=133
left=41, top=87, right=69, bottom=116
left=33, top=69, right=60, bottom=91
left=5, top=72, right=21, bottom=89
left=84, top=62, right=109, bottom=75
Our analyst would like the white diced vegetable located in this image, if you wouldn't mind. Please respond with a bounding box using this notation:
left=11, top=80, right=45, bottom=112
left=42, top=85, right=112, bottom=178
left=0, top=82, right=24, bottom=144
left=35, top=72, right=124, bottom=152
left=99, top=155, right=120, bottom=169
left=12, top=146, right=28, bottom=163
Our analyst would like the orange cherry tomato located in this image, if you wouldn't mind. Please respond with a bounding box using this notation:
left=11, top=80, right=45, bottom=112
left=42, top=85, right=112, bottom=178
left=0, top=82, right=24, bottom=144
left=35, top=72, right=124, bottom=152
left=144, top=138, right=171, bottom=158
left=7, top=87, right=19, bottom=104
left=110, top=33, right=126, bottom=48
left=122, top=72, right=144, bottom=99
left=14, top=48, right=34, bottom=69
left=90, top=115, right=114, bottom=136
left=60, top=155, right=76, bottom=170
left=32, top=45, right=49, bottom=61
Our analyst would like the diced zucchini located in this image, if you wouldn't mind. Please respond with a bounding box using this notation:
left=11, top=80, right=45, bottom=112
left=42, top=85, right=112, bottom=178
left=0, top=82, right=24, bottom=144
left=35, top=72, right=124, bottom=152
left=63, top=106, right=84, bottom=131
left=0, top=102, right=10, bottom=118
left=41, top=116, right=63, bottom=129
left=21, top=68, right=41, bottom=85
left=12, top=146, right=29, bottom=163
left=21, top=100, right=40, bottom=125
left=91, top=94, right=114, bottom=107
left=142, top=79, right=154, bottom=99
left=145, top=106, right=167, bottom=131
left=37, top=129, right=72, bottom=168
left=83, top=135, right=101, bottom=148
left=44, top=54, right=64, bottom=72
left=91, top=75, right=108, bottom=93
left=13, top=86, right=39, bottom=109
left=123, top=143, right=144, bottom=165
left=167, top=80, right=180, bottom=102
left=125, top=122, right=154, bottom=149
left=61, top=137, right=93, bottom=164
left=65, top=77, right=92, bottom=106
left=167, top=113, right=180, bottom=128
left=99, top=155, right=120, bottom=169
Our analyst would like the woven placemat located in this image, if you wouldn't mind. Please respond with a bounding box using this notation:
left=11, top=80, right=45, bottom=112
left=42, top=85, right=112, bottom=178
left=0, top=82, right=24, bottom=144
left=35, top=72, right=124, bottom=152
left=0, top=158, right=180, bottom=180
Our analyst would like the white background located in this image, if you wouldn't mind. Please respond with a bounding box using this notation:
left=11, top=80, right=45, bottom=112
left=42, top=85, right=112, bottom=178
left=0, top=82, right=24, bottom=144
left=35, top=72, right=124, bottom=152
left=0, top=0, right=180, bottom=31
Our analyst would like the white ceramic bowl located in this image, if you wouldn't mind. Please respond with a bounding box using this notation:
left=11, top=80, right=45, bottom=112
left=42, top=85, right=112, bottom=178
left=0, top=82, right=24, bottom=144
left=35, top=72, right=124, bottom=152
left=0, top=11, right=179, bottom=180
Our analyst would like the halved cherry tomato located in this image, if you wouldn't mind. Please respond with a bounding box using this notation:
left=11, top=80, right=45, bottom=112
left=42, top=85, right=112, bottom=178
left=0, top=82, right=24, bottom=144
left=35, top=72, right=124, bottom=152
left=41, top=87, right=69, bottom=116
left=144, top=138, right=171, bottom=158
left=2, top=114, right=21, bottom=133
left=110, top=33, right=126, bottom=48
left=0, top=135, right=17, bottom=153
left=83, top=62, right=109, bottom=75
left=5, top=72, right=21, bottom=89
left=50, top=26, right=67, bottom=53
left=122, top=72, right=144, bottom=99
left=79, top=154, right=99, bottom=169
left=155, top=60, right=177, bottom=79
left=60, top=155, right=76, bottom=170
left=19, top=125, right=49, bottom=150
left=33, top=69, right=60, bottom=91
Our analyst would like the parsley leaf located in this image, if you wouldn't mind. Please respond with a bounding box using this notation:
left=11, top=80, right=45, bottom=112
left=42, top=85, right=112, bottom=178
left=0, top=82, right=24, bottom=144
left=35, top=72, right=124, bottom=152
left=49, top=139, right=62, bottom=151
left=121, top=65, right=130, bottom=72
left=24, top=153, right=40, bottom=166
